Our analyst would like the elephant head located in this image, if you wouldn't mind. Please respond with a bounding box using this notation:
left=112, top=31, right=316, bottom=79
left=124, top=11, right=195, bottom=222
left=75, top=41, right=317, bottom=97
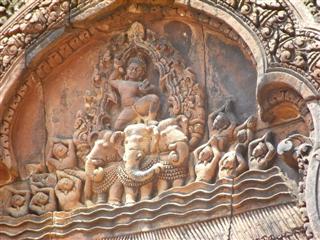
left=87, top=130, right=124, bottom=164
left=122, top=124, right=162, bottom=183
left=85, top=130, right=124, bottom=181
left=158, top=124, right=189, bottom=167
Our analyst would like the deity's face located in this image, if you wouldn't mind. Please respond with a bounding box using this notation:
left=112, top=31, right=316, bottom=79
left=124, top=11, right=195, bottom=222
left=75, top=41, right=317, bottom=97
left=199, top=146, right=213, bottom=162
left=34, top=192, right=49, bottom=205
left=252, top=142, right=268, bottom=158
left=126, top=62, right=145, bottom=81
left=11, top=194, right=25, bottom=208
left=57, top=178, right=74, bottom=192
left=52, top=143, right=68, bottom=159
left=219, top=152, right=237, bottom=179
left=212, top=113, right=230, bottom=130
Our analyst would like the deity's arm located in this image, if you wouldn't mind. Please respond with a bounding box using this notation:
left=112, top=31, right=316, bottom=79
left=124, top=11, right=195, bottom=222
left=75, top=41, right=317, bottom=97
left=66, top=140, right=77, bottom=168
left=6, top=206, right=17, bottom=216
left=235, top=145, right=248, bottom=175
left=248, top=139, right=259, bottom=160
left=47, top=157, right=62, bottom=171
left=5, top=186, right=29, bottom=196
left=46, top=188, right=57, bottom=211
left=108, top=79, right=121, bottom=89
left=207, top=112, right=216, bottom=135
left=207, top=147, right=222, bottom=169
left=25, top=191, right=31, bottom=203
left=138, top=79, right=154, bottom=94
left=30, top=175, right=45, bottom=188
left=235, top=116, right=256, bottom=134
left=56, top=170, right=68, bottom=180
left=64, top=172, right=82, bottom=190
left=193, top=142, right=210, bottom=163
left=21, top=198, right=30, bottom=215
left=262, top=142, right=276, bottom=165
left=54, top=184, right=62, bottom=197
left=29, top=201, right=43, bottom=215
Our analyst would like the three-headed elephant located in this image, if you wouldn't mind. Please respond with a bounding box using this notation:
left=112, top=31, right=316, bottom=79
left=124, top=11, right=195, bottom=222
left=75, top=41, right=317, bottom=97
left=85, top=119, right=191, bottom=205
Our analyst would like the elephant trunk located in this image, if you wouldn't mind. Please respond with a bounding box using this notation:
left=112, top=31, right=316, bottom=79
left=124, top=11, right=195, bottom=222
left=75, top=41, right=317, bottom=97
left=126, top=164, right=159, bottom=183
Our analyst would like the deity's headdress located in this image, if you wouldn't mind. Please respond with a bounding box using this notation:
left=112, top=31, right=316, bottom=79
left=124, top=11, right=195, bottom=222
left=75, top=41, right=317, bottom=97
left=127, top=54, right=147, bottom=72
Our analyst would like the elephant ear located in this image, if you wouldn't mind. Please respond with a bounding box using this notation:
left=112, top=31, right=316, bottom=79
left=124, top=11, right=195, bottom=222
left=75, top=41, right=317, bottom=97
left=111, top=131, right=124, bottom=145
left=88, top=131, right=100, bottom=148
left=111, top=131, right=125, bottom=157
left=149, top=126, right=160, bottom=154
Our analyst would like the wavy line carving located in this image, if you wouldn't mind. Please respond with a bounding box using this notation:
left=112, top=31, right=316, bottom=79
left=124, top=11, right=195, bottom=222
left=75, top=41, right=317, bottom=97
left=0, top=167, right=296, bottom=240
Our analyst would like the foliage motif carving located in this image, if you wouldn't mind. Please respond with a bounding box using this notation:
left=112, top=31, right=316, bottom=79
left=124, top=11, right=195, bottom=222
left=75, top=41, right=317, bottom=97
left=220, top=0, right=320, bottom=91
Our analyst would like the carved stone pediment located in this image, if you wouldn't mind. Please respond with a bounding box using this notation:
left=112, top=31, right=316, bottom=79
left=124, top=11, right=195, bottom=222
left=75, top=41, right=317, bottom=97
left=1, top=1, right=320, bottom=240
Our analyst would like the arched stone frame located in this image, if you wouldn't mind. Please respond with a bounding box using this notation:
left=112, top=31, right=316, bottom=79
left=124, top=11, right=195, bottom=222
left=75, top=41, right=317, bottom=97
left=1, top=0, right=320, bottom=239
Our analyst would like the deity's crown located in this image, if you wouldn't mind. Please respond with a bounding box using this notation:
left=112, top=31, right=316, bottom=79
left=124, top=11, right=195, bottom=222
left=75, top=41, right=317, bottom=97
left=127, top=54, right=147, bottom=71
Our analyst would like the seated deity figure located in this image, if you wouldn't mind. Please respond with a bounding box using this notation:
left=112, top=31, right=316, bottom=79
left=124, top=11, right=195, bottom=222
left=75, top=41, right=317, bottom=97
left=46, top=138, right=77, bottom=172
left=55, top=170, right=84, bottom=211
left=248, top=131, right=276, bottom=170
left=5, top=187, right=30, bottom=218
left=108, top=56, right=160, bottom=130
left=29, top=185, right=56, bottom=215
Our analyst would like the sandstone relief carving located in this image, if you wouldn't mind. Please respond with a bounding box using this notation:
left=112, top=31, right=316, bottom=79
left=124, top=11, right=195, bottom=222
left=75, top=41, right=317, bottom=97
left=0, top=22, right=305, bottom=211
left=5, top=187, right=30, bottom=218
left=0, top=6, right=316, bottom=239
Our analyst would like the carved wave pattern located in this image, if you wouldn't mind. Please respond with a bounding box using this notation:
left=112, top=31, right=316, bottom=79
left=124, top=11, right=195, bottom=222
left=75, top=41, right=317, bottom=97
left=0, top=167, right=296, bottom=239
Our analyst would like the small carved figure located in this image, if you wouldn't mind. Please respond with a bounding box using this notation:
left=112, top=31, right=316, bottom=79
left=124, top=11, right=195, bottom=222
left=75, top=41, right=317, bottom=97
left=30, top=173, right=57, bottom=188
left=234, top=115, right=257, bottom=149
left=248, top=131, right=276, bottom=170
left=55, top=170, right=84, bottom=211
left=109, top=56, right=160, bottom=130
left=5, top=187, right=30, bottom=218
left=109, top=58, right=124, bottom=81
left=218, top=151, right=246, bottom=179
left=93, top=49, right=113, bottom=87
left=194, top=144, right=222, bottom=183
left=207, top=100, right=237, bottom=152
left=84, top=90, right=99, bottom=120
left=29, top=185, right=56, bottom=215
left=46, top=138, right=77, bottom=172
